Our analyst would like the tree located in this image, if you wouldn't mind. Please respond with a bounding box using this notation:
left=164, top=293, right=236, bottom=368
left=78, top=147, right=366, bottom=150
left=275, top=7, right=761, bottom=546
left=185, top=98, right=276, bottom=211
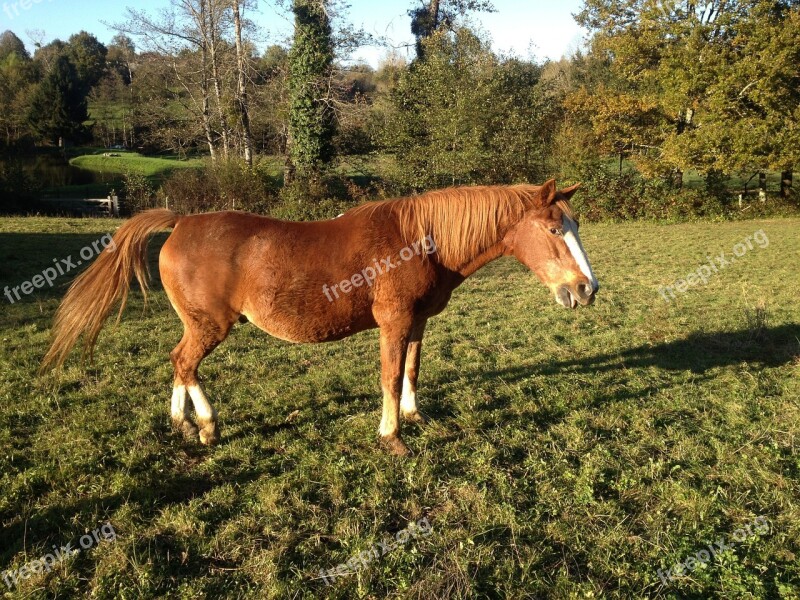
left=107, top=34, right=136, bottom=84
left=233, top=0, right=253, bottom=166
left=409, top=0, right=494, bottom=59
left=571, top=0, right=799, bottom=196
left=378, top=28, right=556, bottom=191
left=0, top=30, right=28, bottom=62
left=286, top=0, right=336, bottom=187
left=117, top=0, right=258, bottom=163
left=0, top=31, right=36, bottom=145
left=27, top=55, right=88, bottom=145
left=65, top=31, right=108, bottom=97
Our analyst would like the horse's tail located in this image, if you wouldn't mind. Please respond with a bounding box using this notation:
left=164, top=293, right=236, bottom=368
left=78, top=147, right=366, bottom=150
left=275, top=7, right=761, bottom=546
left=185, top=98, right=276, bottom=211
left=41, top=209, right=179, bottom=373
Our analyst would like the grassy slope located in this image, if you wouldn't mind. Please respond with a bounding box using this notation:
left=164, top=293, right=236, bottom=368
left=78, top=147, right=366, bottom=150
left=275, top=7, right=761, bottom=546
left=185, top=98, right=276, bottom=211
left=69, top=151, right=204, bottom=178
left=0, top=216, right=798, bottom=599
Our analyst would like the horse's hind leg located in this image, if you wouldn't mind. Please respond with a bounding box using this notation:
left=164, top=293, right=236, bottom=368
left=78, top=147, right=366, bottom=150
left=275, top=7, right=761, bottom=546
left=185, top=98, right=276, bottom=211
left=171, top=375, right=198, bottom=440
left=169, top=335, right=199, bottom=440
left=171, top=316, right=233, bottom=446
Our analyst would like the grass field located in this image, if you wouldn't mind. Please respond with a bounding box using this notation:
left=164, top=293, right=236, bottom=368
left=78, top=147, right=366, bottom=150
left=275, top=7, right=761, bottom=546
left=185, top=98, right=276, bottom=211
left=69, top=151, right=205, bottom=178
left=0, top=214, right=798, bottom=598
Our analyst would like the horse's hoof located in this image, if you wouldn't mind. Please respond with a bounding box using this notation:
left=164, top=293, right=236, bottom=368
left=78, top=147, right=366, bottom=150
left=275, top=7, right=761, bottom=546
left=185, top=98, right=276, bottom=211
left=199, top=421, right=221, bottom=446
left=181, top=420, right=200, bottom=441
left=381, top=434, right=412, bottom=456
left=402, top=411, right=428, bottom=425
left=172, top=419, right=199, bottom=441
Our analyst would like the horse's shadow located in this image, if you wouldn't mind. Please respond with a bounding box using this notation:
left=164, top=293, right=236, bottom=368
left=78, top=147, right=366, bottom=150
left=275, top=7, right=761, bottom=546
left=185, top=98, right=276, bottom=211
left=492, top=323, right=799, bottom=379
left=420, top=323, right=800, bottom=425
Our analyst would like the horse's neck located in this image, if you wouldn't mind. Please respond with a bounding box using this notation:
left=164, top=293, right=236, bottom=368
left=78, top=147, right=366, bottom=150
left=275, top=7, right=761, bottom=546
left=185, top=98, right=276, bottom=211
left=456, top=240, right=508, bottom=278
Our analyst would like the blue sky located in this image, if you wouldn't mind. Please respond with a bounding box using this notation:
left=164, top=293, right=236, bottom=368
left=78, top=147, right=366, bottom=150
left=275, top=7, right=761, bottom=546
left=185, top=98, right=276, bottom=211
left=0, top=0, right=587, bottom=65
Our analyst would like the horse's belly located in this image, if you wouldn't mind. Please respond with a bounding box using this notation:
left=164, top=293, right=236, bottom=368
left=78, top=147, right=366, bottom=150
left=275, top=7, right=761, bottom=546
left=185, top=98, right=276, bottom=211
left=242, top=290, right=377, bottom=344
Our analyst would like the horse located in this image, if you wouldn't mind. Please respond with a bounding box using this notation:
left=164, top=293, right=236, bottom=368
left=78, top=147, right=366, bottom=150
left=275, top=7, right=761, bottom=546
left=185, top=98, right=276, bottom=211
left=42, top=179, right=598, bottom=455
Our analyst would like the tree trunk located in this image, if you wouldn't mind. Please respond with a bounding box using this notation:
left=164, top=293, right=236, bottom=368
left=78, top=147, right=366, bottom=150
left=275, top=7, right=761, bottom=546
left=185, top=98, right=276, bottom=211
left=233, top=0, right=253, bottom=167
left=781, top=171, right=793, bottom=198
left=672, top=169, right=683, bottom=190
left=758, top=172, right=767, bottom=202
left=199, top=0, right=217, bottom=160
left=208, top=3, right=230, bottom=159
left=430, top=0, right=441, bottom=28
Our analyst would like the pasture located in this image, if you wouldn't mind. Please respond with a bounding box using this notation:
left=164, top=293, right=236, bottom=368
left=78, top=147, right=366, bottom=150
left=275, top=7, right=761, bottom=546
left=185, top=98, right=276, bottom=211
left=0, top=215, right=798, bottom=598
left=69, top=151, right=205, bottom=179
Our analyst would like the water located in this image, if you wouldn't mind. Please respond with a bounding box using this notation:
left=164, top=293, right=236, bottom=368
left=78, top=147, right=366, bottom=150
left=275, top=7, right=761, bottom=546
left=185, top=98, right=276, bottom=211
left=23, top=154, right=118, bottom=189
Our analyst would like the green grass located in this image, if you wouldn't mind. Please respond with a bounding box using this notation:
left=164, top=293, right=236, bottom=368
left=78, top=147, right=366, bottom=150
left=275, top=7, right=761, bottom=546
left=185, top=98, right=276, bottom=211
left=69, top=151, right=204, bottom=178
left=0, top=215, right=799, bottom=598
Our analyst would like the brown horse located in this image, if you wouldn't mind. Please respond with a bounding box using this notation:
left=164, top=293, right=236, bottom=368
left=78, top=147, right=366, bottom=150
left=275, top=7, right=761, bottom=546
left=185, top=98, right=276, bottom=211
left=42, top=179, right=598, bottom=455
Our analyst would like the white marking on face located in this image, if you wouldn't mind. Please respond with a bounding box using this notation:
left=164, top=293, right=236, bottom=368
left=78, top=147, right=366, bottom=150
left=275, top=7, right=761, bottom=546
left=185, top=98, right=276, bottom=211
left=562, top=216, right=598, bottom=290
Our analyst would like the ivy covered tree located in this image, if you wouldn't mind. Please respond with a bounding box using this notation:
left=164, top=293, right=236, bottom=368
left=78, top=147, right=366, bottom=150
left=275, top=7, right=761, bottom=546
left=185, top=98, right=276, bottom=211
left=286, top=0, right=336, bottom=190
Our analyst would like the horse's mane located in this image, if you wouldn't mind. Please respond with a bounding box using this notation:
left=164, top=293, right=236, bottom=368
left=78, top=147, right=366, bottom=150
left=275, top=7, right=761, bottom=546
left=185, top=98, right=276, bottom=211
left=347, top=184, right=576, bottom=268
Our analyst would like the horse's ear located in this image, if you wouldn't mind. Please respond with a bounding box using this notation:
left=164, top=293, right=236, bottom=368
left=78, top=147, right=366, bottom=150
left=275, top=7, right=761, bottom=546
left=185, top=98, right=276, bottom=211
left=560, top=183, right=581, bottom=200
left=537, top=179, right=558, bottom=207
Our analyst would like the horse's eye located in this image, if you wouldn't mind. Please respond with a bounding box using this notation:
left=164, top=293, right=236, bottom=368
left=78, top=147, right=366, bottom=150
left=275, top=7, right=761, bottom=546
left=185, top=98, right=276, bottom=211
left=550, top=228, right=562, bottom=236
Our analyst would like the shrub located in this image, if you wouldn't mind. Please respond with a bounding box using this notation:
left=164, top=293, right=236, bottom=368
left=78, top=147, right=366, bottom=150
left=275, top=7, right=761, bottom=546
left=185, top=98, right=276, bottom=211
left=0, top=159, right=42, bottom=213
left=157, top=159, right=278, bottom=214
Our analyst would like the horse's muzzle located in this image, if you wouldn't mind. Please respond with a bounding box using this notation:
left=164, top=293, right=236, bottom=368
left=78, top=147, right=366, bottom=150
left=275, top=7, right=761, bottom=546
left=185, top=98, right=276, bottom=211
left=556, top=282, right=597, bottom=309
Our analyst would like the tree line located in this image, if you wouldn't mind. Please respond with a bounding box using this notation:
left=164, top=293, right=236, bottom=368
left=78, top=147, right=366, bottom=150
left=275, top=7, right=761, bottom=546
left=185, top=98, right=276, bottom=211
left=0, top=0, right=797, bottom=218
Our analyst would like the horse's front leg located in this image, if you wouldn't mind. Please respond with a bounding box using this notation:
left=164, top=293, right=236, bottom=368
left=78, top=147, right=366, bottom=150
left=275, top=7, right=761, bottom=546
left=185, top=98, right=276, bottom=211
left=401, top=319, right=427, bottom=424
left=378, top=322, right=412, bottom=456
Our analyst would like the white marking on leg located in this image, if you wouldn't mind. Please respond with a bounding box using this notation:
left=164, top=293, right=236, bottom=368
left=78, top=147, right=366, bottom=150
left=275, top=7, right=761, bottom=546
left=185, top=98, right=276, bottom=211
left=171, top=385, right=187, bottom=422
left=562, top=216, right=598, bottom=289
left=400, top=375, right=417, bottom=415
left=379, top=390, right=398, bottom=437
left=187, top=384, right=216, bottom=425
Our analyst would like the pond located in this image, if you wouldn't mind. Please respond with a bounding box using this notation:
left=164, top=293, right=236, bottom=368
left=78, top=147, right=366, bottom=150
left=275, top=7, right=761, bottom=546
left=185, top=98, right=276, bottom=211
left=1, top=154, right=119, bottom=195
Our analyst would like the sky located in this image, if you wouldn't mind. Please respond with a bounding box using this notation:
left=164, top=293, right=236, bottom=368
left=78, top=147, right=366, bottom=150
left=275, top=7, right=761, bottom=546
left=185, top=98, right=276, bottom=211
left=0, top=0, right=587, bottom=65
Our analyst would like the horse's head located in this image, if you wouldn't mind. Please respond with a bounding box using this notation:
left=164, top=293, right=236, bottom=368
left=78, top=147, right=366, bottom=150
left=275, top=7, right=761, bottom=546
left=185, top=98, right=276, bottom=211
left=507, top=179, right=599, bottom=309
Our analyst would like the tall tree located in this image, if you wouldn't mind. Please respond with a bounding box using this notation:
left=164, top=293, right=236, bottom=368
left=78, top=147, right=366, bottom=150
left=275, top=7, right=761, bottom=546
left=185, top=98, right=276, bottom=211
left=0, top=34, right=36, bottom=145
left=409, top=0, right=494, bottom=59
left=378, top=28, right=556, bottom=191
left=27, top=55, right=88, bottom=146
left=286, top=0, right=336, bottom=187
left=65, top=31, right=108, bottom=94
left=0, top=30, right=28, bottom=62
left=233, top=0, right=254, bottom=166
left=107, top=34, right=136, bottom=84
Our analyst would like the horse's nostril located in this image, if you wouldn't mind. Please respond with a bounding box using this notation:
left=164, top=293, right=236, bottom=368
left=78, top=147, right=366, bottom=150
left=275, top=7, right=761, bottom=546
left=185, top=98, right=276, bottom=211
left=578, top=283, right=593, bottom=299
